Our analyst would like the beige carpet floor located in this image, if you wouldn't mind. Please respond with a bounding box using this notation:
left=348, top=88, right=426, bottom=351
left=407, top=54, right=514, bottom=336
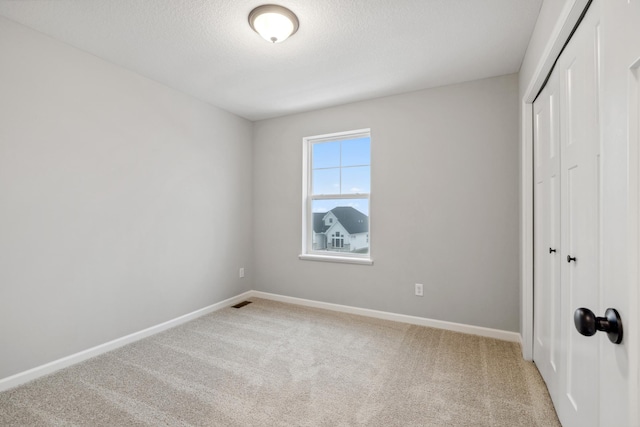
left=0, top=298, right=560, bottom=426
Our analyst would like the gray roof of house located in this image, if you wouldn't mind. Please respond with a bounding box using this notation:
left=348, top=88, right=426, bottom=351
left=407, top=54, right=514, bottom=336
left=329, top=206, right=368, bottom=234
left=313, top=212, right=330, bottom=233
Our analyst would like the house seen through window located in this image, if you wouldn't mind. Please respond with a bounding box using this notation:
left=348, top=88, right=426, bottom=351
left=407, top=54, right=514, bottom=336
left=301, top=129, right=371, bottom=263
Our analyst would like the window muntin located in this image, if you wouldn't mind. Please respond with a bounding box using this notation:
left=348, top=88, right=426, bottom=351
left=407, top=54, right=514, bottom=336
left=311, top=137, right=371, bottom=196
left=302, top=129, right=371, bottom=261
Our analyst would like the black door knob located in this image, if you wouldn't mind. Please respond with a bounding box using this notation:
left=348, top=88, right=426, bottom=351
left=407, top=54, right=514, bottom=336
left=574, top=307, right=623, bottom=344
left=549, top=248, right=556, bottom=254
left=567, top=255, right=577, bottom=263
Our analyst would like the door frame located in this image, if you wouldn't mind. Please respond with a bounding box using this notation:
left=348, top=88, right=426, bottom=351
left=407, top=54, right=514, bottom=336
left=629, top=56, right=640, bottom=427
left=521, top=1, right=639, bottom=424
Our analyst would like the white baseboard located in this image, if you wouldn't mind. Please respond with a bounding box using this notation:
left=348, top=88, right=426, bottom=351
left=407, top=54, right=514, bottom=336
left=1, top=289, right=521, bottom=393
left=0, top=291, right=253, bottom=393
left=249, top=291, right=521, bottom=343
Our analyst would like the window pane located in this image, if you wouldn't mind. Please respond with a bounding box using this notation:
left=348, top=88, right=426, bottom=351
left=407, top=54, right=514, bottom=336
left=312, top=198, right=369, bottom=216
left=341, top=166, right=370, bottom=194
left=312, top=168, right=340, bottom=195
left=311, top=199, right=369, bottom=254
left=341, top=137, right=370, bottom=167
left=313, top=141, right=340, bottom=169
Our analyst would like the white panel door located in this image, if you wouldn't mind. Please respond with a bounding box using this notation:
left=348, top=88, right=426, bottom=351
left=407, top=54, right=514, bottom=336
left=533, top=70, right=561, bottom=404
left=556, top=5, right=601, bottom=423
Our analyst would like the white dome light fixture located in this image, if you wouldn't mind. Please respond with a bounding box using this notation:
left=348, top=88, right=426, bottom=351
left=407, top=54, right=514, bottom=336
left=248, top=4, right=299, bottom=44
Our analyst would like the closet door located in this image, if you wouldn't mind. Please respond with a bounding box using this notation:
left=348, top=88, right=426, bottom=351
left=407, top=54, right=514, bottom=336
left=533, top=1, right=639, bottom=425
left=532, top=70, right=561, bottom=403
left=556, top=4, right=601, bottom=423
left=533, top=3, right=602, bottom=425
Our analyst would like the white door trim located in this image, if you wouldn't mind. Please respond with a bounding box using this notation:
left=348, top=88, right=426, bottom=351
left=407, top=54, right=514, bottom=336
left=628, top=55, right=640, bottom=427
left=520, top=0, right=590, bottom=361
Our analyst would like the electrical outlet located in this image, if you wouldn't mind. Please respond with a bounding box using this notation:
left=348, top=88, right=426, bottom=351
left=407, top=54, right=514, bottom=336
left=239, top=267, right=245, bottom=278
left=415, top=283, right=424, bottom=297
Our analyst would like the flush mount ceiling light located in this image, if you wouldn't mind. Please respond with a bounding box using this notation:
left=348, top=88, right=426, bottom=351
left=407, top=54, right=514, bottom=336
left=248, top=4, right=299, bottom=44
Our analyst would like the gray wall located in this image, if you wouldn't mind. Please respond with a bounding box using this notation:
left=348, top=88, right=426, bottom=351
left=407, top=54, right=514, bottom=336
left=253, top=74, right=520, bottom=332
left=0, top=17, right=253, bottom=379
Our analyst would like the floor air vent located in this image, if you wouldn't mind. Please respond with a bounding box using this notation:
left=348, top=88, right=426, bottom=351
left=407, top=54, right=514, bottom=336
left=232, top=301, right=252, bottom=309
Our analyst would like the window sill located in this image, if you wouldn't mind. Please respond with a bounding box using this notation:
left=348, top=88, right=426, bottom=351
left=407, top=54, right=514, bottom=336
left=298, top=254, right=374, bottom=265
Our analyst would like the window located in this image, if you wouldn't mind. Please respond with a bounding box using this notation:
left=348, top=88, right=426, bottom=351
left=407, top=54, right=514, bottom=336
left=300, top=129, right=372, bottom=265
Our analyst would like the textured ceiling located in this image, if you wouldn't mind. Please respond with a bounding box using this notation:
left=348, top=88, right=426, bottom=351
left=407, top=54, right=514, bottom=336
left=0, top=0, right=542, bottom=121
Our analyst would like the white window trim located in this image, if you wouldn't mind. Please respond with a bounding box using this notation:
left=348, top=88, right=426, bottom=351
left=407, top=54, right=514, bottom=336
left=298, top=253, right=374, bottom=265
left=301, top=128, right=373, bottom=265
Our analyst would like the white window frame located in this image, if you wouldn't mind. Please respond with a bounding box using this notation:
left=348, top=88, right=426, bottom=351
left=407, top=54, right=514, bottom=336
left=299, top=128, right=373, bottom=265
